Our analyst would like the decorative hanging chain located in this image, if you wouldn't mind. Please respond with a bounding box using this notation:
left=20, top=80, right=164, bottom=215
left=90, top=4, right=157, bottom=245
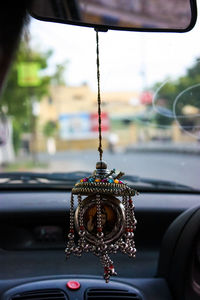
left=96, top=30, right=103, bottom=161
left=66, top=29, right=138, bottom=284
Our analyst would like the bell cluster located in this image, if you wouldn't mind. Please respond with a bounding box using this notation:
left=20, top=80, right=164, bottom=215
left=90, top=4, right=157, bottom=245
left=65, top=192, right=137, bottom=283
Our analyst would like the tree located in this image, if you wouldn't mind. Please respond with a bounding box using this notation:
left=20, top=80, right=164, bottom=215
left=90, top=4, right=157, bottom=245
left=0, top=40, right=52, bottom=152
left=51, top=61, right=68, bottom=86
left=0, top=40, right=67, bottom=153
left=152, top=58, right=200, bottom=128
left=43, top=120, right=58, bottom=138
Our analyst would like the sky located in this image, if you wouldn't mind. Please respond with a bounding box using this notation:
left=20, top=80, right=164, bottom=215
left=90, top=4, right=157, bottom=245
left=29, top=4, right=200, bottom=93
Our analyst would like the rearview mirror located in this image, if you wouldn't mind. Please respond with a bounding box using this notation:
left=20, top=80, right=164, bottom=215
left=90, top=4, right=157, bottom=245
left=29, top=0, right=197, bottom=32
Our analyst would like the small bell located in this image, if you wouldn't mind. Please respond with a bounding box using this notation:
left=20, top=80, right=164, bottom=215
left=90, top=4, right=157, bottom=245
left=65, top=161, right=138, bottom=282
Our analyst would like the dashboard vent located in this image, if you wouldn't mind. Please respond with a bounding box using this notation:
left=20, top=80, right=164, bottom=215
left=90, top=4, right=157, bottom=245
left=85, top=288, right=141, bottom=300
left=10, top=289, right=68, bottom=300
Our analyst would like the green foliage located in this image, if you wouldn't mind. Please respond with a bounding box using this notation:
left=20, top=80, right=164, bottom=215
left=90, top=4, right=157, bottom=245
left=152, top=58, right=200, bottom=127
left=0, top=39, right=67, bottom=154
left=51, top=61, right=68, bottom=85
left=1, top=41, right=51, bottom=120
left=43, top=120, right=58, bottom=138
left=0, top=40, right=52, bottom=153
left=12, top=119, right=22, bottom=153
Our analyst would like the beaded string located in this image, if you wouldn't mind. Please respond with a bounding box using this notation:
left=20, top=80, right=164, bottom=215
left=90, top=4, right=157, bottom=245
left=96, top=30, right=103, bottom=162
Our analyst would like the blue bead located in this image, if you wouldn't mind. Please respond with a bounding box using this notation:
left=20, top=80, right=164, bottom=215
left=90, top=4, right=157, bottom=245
left=89, top=178, right=94, bottom=182
left=108, top=179, right=114, bottom=183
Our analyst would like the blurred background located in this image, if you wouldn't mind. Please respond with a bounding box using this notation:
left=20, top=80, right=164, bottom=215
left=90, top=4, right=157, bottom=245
left=0, top=11, right=200, bottom=189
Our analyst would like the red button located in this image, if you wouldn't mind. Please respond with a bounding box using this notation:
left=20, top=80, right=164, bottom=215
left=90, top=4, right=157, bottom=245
left=66, top=280, right=80, bottom=290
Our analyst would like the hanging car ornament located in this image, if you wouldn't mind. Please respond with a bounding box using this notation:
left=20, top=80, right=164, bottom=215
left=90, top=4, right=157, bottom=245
left=65, top=161, right=138, bottom=282
left=65, top=31, right=138, bottom=283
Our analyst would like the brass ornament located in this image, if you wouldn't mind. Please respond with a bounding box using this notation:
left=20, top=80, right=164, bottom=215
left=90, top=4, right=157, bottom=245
left=65, top=161, right=138, bottom=282
left=65, top=31, right=138, bottom=283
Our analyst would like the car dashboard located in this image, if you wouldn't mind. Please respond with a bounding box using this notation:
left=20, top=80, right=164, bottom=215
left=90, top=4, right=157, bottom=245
left=0, top=190, right=200, bottom=300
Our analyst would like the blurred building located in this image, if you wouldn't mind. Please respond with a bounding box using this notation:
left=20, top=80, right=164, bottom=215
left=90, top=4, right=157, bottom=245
left=35, top=84, right=198, bottom=153
left=37, top=84, right=144, bottom=151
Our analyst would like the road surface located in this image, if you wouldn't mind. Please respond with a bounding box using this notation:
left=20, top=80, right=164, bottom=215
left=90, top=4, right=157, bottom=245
left=38, top=150, right=200, bottom=190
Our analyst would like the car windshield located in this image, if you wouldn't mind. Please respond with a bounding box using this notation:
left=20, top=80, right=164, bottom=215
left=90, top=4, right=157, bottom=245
left=0, top=3, right=200, bottom=191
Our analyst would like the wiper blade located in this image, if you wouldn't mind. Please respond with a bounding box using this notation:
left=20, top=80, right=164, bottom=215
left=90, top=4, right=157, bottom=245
left=123, top=175, right=194, bottom=191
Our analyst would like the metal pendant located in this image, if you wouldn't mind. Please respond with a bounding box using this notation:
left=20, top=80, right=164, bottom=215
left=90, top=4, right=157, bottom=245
left=65, top=161, right=138, bottom=283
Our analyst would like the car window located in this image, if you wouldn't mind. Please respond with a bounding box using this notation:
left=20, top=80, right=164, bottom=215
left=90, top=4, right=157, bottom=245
left=0, top=4, right=200, bottom=191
